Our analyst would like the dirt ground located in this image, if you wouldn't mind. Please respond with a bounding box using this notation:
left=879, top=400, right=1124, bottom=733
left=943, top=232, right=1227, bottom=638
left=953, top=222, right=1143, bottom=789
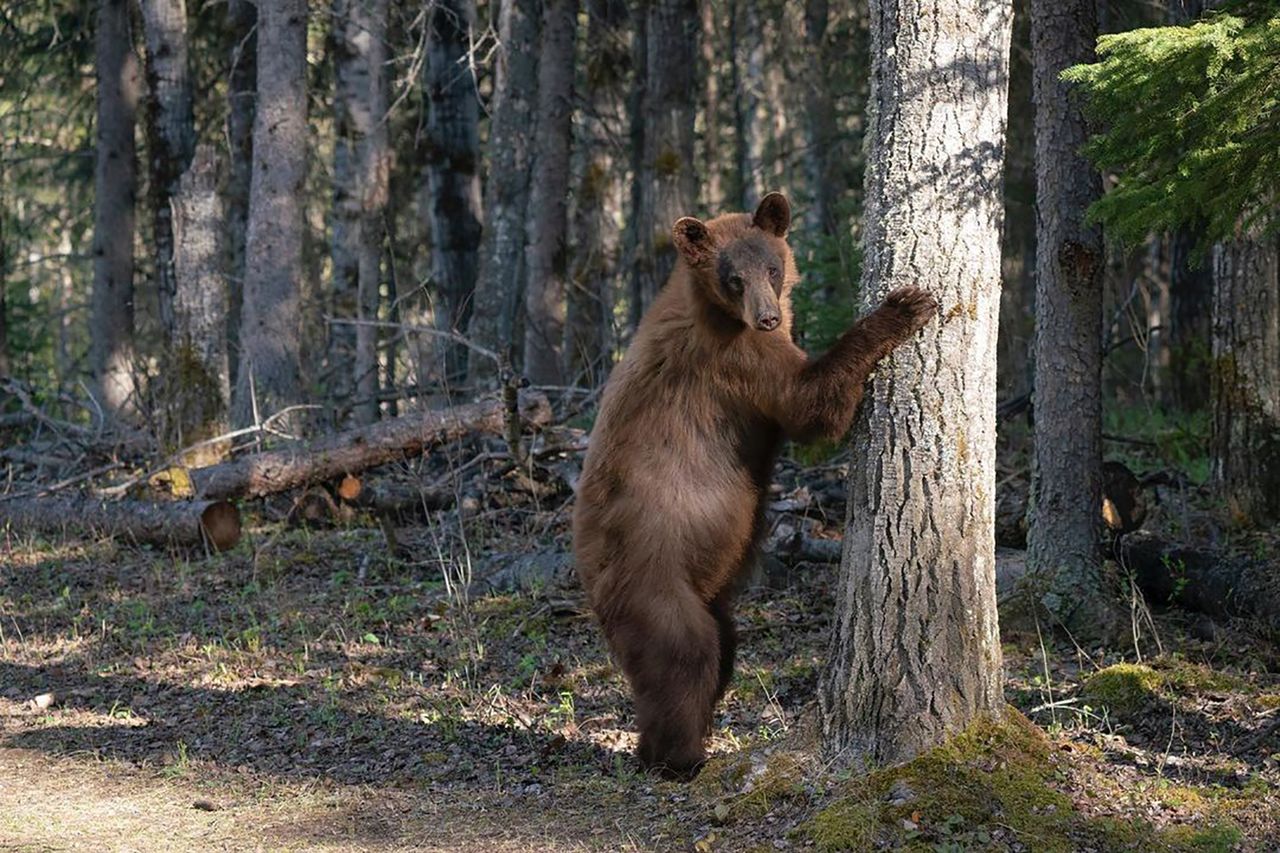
left=2, top=522, right=1278, bottom=852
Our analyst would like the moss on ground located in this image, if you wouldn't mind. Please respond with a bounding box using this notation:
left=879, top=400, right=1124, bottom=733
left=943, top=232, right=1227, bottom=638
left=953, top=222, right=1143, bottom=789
left=1082, top=663, right=1163, bottom=715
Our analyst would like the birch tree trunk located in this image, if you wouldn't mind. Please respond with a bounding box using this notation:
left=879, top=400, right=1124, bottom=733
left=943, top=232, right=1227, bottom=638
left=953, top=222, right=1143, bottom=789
left=331, top=0, right=389, bottom=424
left=628, top=0, right=698, bottom=326
left=91, top=0, right=141, bottom=418
left=468, top=0, right=540, bottom=386
left=170, top=145, right=231, bottom=460
left=424, top=0, right=484, bottom=385
left=138, top=0, right=195, bottom=342
left=565, top=0, right=627, bottom=387
left=819, top=0, right=1011, bottom=768
left=1212, top=236, right=1280, bottom=525
left=234, top=0, right=307, bottom=428
left=522, top=0, right=577, bottom=386
left=225, top=0, right=256, bottom=389
left=1025, top=0, right=1109, bottom=633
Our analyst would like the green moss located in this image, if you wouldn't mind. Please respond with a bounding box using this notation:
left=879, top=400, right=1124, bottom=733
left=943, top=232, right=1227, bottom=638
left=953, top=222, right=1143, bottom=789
left=805, top=799, right=880, bottom=852
left=1160, top=822, right=1243, bottom=852
left=1082, top=663, right=1162, bottom=715
left=1156, top=659, right=1246, bottom=694
left=729, top=752, right=808, bottom=820
left=1253, top=692, right=1280, bottom=711
left=654, top=146, right=684, bottom=178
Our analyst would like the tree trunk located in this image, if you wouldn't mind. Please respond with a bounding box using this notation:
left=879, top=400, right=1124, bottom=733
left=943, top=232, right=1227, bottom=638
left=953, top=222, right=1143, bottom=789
left=1211, top=235, right=1280, bottom=525
left=424, top=0, right=484, bottom=385
left=1025, top=0, right=1108, bottom=633
left=468, top=0, right=540, bottom=386
left=234, top=0, right=307, bottom=428
left=802, top=0, right=837, bottom=236
left=0, top=496, right=241, bottom=553
left=225, top=0, right=256, bottom=390
left=730, top=0, right=765, bottom=211
left=565, top=0, right=628, bottom=387
left=699, top=1, right=722, bottom=210
left=139, top=0, right=196, bottom=343
left=170, top=145, right=231, bottom=460
left=331, top=0, right=389, bottom=425
left=91, top=0, right=142, bottom=419
left=819, top=0, right=1011, bottom=768
left=628, top=0, right=698, bottom=327
left=522, top=0, right=577, bottom=386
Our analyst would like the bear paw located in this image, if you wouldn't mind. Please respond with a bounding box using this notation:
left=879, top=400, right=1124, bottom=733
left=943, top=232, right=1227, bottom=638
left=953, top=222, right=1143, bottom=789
left=880, top=286, right=939, bottom=334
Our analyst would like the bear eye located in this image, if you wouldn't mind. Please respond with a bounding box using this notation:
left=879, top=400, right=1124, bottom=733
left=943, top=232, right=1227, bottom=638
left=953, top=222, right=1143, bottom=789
left=768, top=265, right=780, bottom=279
left=727, top=274, right=744, bottom=293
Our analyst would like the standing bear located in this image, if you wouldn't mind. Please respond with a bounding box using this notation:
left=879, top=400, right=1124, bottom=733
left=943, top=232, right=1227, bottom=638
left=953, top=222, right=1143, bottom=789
left=573, top=193, right=937, bottom=778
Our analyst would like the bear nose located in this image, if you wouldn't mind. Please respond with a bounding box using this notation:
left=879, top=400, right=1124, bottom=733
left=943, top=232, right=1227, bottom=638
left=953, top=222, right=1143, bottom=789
left=756, top=314, right=780, bottom=331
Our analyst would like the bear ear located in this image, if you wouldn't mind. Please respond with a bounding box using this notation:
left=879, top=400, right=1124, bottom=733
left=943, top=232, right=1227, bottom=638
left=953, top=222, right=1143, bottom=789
left=673, top=217, right=716, bottom=266
left=753, top=192, right=791, bottom=237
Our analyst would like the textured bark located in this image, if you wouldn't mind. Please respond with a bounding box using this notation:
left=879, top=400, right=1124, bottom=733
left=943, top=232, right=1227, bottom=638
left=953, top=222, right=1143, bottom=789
left=91, top=0, right=141, bottom=418
left=138, top=0, right=196, bottom=342
left=1025, top=0, right=1107, bottom=632
left=803, top=0, right=837, bottom=236
left=522, top=0, right=577, bottom=385
left=234, top=0, right=307, bottom=427
left=699, top=1, right=722, bottom=210
left=565, top=0, right=628, bottom=387
left=819, top=0, right=1011, bottom=767
left=0, top=496, right=241, bottom=553
left=1211, top=236, right=1280, bottom=525
left=469, top=0, right=541, bottom=385
left=628, top=0, right=698, bottom=327
left=424, top=0, right=484, bottom=384
left=729, top=0, right=765, bottom=211
left=170, top=145, right=231, bottom=456
left=225, top=0, right=256, bottom=388
left=331, top=0, right=389, bottom=424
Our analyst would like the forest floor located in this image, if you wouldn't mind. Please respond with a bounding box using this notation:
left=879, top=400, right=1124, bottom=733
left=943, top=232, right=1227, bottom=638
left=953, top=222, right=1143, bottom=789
left=2, top=506, right=1279, bottom=852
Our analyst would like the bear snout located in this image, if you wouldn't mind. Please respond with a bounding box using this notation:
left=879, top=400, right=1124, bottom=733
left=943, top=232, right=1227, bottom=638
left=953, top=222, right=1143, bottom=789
left=755, top=314, right=780, bottom=331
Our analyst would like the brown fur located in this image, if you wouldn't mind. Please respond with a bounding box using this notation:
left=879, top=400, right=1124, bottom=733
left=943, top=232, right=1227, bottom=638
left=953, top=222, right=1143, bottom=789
left=572, top=193, right=937, bottom=778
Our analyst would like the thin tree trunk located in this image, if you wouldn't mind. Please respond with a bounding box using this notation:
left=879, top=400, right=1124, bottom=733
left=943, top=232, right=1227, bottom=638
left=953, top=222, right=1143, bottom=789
left=1211, top=236, right=1280, bottom=525
left=730, top=0, right=765, bottom=210
left=803, top=0, right=837, bottom=236
left=1025, top=0, right=1108, bottom=633
left=565, top=0, right=628, bottom=387
left=469, top=0, right=540, bottom=385
left=225, top=0, right=256, bottom=390
left=424, top=0, right=484, bottom=385
left=91, top=0, right=141, bottom=418
left=628, top=0, right=698, bottom=327
left=139, top=0, right=196, bottom=343
left=331, top=0, right=389, bottom=424
left=621, top=7, right=647, bottom=335
left=169, top=145, right=231, bottom=460
left=819, top=0, right=1011, bottom=768
left=522, top=0, right=577, bottom=385
left=234, top=0, right=307, bottom=428
left=699, top=1, right=722, bottom=211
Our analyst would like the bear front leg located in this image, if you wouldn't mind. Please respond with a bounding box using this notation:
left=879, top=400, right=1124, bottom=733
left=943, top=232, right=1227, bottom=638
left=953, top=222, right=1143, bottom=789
left=781, top=286, right=938, bottom=442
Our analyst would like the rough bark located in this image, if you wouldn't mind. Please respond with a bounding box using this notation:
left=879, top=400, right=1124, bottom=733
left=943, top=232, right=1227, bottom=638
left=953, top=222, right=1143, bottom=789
left=1025, top=0, right=1108, bottom=633
left=188, top=392, right=550, bottom=501
left=522, top=0, right=577, bottom=385
left=170, top=145, right=231, bottom=459
left=729, top=0, right=765, bottom=211
left=424, top=0, right=484, bottom=384
left=331, top=0, right=390, bottom=424
left=469, top=0, right=540, bottom=385
left=139, top=0, right=196, bottom=342
left=628, top=0, right=698, bottom=326
left=1211, top=236, right=1280, bottom=525
left=0, top=496, right=240, bottom=553
left=802, top=0, right=837, bottom=236
left=90, top=0, right=141, bottom=418
left=819, top=0, right=1011, bottom=768
left=234, top=0, right=307, bottom=428
left=225, top=0, right=256, bottom=389
left=565, top=0, right=627, bottom=388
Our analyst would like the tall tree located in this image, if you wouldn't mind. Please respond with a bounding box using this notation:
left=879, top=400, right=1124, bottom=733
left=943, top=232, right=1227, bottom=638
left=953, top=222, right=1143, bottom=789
left=468, top=0, right=540, bottom=385
left=225, top=0, right=256, bottom=388
left=628, top=0, right=698, bottom=327
left=819, top=0, right=1011, bottom=766
left=522, top=0, right=577, bottom=385
left=234, top=0, right=307, bottom=427
left=90, top=0, right=141, bottom=418
left=1211, top=235, right=1280, bottom=524
left=802, top=0, right=837, bottom=236
left=330, top=0, right=389, bottom=424
left=424, top=0, right=483, bottom=385
left=1025, top=0, right=1108, bottom=632
left=729, top=0, right=765, bottom=210
left=699, top=1, right=722, bottom=211
left=138, top=0, right=196, bottom=342
left=565, top=0, right=628, bottom=387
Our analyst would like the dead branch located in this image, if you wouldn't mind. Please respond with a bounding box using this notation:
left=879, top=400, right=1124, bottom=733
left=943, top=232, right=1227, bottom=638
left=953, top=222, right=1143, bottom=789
left=0, top=495, right=241, bottom=552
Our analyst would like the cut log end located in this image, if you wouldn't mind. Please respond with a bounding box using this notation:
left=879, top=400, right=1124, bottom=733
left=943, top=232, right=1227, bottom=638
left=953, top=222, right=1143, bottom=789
left=200, top=501, right=242, bottom=551
left=336, top=474, right=362, bottom=501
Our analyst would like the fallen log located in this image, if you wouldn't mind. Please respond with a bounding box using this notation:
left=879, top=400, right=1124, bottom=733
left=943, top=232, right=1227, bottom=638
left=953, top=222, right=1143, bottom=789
left=185, top=392, right=551, bottom=501
left=0, top=495, right=241, bottom=552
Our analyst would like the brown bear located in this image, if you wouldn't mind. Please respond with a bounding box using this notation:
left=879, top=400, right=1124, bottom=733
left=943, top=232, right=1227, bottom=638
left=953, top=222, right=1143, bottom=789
left=572, top=192, right=937, bottom=778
